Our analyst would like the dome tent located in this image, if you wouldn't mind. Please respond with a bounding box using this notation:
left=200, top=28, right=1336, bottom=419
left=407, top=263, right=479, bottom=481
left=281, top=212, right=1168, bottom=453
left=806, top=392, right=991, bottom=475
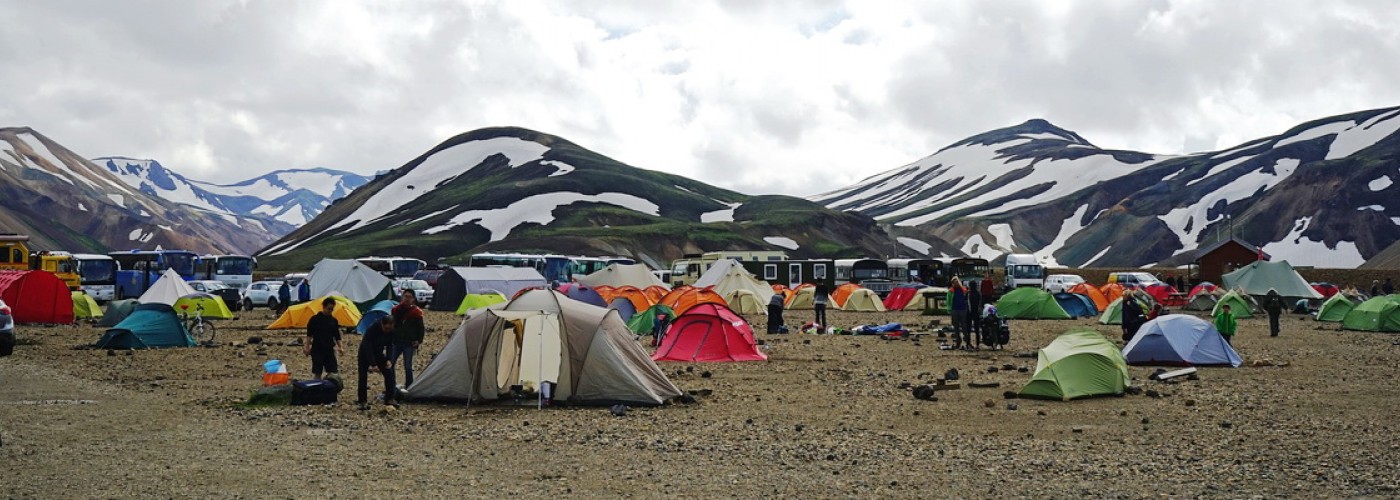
left=840, top=288, right=887, bottom=312
left=1221, top=260, right=1322, bottom=300
left=996, top=287, right=1071, bottom=320
left=1212, top=290, right=1257, bottom=319
left=307, top=259, right=393, bottom=311
left=268, top=295, right=360, bottom=330
left=0, top=270, right=75, bottom=324
left=1122, top=314, right=1242, bottom=367
left=693, top=259, right=772, bottom=308
left=72, top=291, right=103, bottom=320
left=1019, top=328, right=1129, bottom=401
left=1341, top=295, right=1400, bottom=332
left=653, top=302, right=767, bottom=362
left=1315, top=293, right=1356, bottom=322
left=96, top=303, right=196, bottom=349
left=98, top=299, right=139, bottom=327
left=455, top=292, right=508, bottom=315
left=1054, top=292, right=1099, bottom=318
left=173, top=293, right=234, bottom=320
left=723, top=289, right=767, bottom=315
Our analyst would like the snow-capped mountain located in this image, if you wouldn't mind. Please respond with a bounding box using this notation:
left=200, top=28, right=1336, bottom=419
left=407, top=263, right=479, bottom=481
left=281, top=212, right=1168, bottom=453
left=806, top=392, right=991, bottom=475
left=258, top=127, right=892, bottom=270
left=0, top=127, right=284, bottom=254
left=92, top=157, right=369, bottom=227
left=814, top=107, right=1400, bottom=269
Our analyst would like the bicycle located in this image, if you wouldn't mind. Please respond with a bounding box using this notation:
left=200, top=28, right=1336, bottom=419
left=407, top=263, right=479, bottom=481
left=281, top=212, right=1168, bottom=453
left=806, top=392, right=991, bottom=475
left=180, top=303, right=218, bottom=345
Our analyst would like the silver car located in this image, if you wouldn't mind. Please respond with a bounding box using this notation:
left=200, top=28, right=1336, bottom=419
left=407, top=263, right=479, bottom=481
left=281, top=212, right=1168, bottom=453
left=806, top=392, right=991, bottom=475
left=393, top=279, right=434, bottom=304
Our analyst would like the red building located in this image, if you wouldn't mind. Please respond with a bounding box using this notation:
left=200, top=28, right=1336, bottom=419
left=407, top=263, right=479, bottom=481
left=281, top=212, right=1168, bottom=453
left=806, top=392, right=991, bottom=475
left=1193, top=238, right=1270, bottom=284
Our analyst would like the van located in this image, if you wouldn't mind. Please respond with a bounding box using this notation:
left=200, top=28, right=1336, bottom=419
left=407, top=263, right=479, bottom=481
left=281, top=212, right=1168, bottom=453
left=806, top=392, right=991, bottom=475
left=1107, top=272, right=1162, bottom=288
left=1043, top=274, right=1085, bottom=293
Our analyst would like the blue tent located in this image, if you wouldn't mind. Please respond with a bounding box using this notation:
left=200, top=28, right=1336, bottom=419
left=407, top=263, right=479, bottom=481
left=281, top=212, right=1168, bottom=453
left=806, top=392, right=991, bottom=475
left=1121, top=314, right=1242, bottom=367
left=96, top=303, right=196, bottom=349
left=608, top=297, right=638, bottom=323
left=355, top=300, right=398, bottom=335
left=1053, top=292, right=1099, bottom=318
left=558, top=284, right=608, bottom=308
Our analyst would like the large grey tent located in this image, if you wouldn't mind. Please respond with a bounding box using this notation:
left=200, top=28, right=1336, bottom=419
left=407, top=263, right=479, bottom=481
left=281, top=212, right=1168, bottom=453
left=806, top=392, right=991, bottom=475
left=307, top=259, right=393, bottom=309
left=577, top=263, right=666, bottom=289
left=428, top=267, right=547, bottom=311
left=408, top=289, right=682, bottom=406
left=1222, top=260, right=1322, bottom=300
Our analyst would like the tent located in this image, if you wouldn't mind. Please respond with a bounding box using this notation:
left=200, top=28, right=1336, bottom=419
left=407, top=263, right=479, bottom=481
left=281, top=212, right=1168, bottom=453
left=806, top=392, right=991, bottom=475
left=268, top=295, right=361, bottom=330
left=658, top=287, right=727, bottom=315
left=642, top=285, right=669, bottom=305
left=692, top=259, right=772, bottom=304
left=1067, top=283, right=1109, bottom=311
left=723, top=289, right=768, bottom=315
left=1018, top=328, right=1129, bottom=401
left=996, top=287, right=1071, bottom=320
left=1122, top=314, right=1243, bottom=367
left=356, top=300, right=398, bottom=335
left=172, top=293, right=234, bottom=320
left=1100, top=283, right=1126, bottom=304
left=1187, top=282, right=1218, bottom=298
left=605, top=286, right=654, bottom=313
left=307, top=259, right=394, bottom=309
left=556, top=283, right=608, bottom=308
left=95, top=303, right=196, bottom=349
left=831, top=283, right=862, bottom=308
left=785, top=286, right=816, bottom=309
left=627, top=304, right=676, bottom=336
left=136, top=268, right=197, bottom=306
left=1212, top=290, right=1257, bottom=319
left=1054, top=292, right=1099, bottom=318
left=0, top=270, right=75, bottom=324
left=1315, top=293, right=1357, bottom=322
left=98, top=299, right=139, bottom=327
left=1184, top=292, right=1220, bottom=311
left=841, top=289, right=887, bottom=312
left=1221, top=260, right=1322, bottom=299
left=1098, top=296, right=1151, bottom=325
left=902, top=286, right=946, bottom=311
left=607, top=297, right=638, bottom=323
left=428, top=266, right=547, bottom=311
left=455, top=292, right=508, bottom=315
left=577, top=263, right=667, bottom=289
left=408, top=289, right=682, bottom=406
left=883, top=286, right=921, bottom=310
left=1142, top=283, right=1177, bottom=304
left=1341, top=295, right=1400, bottom=332
left=72, top=291, right=103, bottom=320
left=653, top=303, right=767, bottom=362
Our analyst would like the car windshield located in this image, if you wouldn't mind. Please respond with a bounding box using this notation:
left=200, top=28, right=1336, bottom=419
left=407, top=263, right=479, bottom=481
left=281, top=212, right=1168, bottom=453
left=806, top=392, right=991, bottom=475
left=399, top=280, right=429, bottom=290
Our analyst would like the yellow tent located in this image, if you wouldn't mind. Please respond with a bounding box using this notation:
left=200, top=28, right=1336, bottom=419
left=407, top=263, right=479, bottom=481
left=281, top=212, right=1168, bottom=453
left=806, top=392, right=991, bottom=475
left=455, top=292, right=508, bottom=315
left=173, top=293, right=235, bottom=320
left=267, top=295, right=360, bottom=329
left=72, top=291, right=103, bottom=319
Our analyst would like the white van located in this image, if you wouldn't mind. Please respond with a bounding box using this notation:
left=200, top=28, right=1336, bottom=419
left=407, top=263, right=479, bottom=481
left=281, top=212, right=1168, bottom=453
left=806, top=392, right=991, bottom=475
left=1043, top=274, right=1086, bottom=293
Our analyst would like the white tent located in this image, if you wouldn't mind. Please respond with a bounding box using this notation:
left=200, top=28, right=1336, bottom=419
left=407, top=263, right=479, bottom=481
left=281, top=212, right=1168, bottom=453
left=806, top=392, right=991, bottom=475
left=408, top=289, right=682, bottom=406
left=577, top=263, right=667, bottom=289
left=841, top=288, right=887, bottom=312
left=694, top=259, right=773, bottom=304
left=137, top=268, right=197, bottom=306
left=307, top=259, right=392, bottom=304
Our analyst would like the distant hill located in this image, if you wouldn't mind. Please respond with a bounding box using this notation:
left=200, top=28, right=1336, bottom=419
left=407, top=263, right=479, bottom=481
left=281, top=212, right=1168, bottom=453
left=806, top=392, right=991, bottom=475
left=814, top=107, right=1400, bottom=268
left=257, top=127, right=898, bottom=270
left=1361, top=240, right=1400, bottom=269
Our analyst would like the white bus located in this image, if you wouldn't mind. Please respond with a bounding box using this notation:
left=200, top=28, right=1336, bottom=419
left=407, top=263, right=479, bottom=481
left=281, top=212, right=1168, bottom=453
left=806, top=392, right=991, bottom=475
left=195, top=254, right=257, bottom=291
left=357, top=256, right=427, bottom=279
left=73, top=253, right=117, bottom=301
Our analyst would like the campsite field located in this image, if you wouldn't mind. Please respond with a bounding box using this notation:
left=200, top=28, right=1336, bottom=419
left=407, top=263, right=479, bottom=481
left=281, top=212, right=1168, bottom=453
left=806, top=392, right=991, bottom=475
left=4, top=306, right=1400, bottom=498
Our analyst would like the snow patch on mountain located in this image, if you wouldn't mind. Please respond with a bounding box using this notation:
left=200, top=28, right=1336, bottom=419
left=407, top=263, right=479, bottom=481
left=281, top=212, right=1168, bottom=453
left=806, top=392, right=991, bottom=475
left=987, top=224, right=1017, bottom=251
left=1357, top=205, right=1385, bottom=211
left=960, top=234, right=1002, bottom=261
left=897, top=237, right=932, bottom=256
left=1082, top=246, right=1112, bottom=267
left=764, top=236, right=799, bottom=250
left=540, top=160, right=575, bottom=177
left=701, top=202, right=741, bottom=223
left=1326, top=110, right=1400, bottom=160
left=422, top=191, right=659, bottom=241
left=1275, top=120, right=1355, bottom=148
left=1161, top=158, right=1301, bottom=255
left=1033, top=205, right=1091, bottom=267
left=1262, top=217, right=1365, bottom=268
left=1367, top=176, right=1393, bottom=191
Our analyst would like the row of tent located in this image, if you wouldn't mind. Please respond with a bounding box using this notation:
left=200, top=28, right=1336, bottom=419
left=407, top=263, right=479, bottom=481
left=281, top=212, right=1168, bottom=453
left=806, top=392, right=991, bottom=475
left=1315, top=294, right=1400, bottom=332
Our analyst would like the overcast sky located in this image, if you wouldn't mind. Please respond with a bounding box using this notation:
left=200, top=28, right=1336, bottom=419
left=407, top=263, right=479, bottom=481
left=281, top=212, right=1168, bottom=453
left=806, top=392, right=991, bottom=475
left=3, top=1, right=1398, bottom=196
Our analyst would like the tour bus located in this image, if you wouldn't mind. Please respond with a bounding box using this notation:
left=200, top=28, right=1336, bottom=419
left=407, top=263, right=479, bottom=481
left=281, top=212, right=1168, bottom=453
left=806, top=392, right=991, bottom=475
left=1003, top=253, right=1046, bottom=290
left=669, top=251, right=788, bottom=287
left=109, top=249, right=198, bottom=299
left=568, top=256, right=638, bottom=278
left=467, top=252, right=572, bottom=283
left=194, top=254, right=257, bottom=291
left=357, top=256, right=427, bottom=279
left=73, top=254, right=117, bottom=301
left=949, top=257, right=992, bottom=281
left=887, top=258, right=948, bottom=287
left=30, top=251, right=81, bottom=290
left=834, top=258, right=893, bottom=296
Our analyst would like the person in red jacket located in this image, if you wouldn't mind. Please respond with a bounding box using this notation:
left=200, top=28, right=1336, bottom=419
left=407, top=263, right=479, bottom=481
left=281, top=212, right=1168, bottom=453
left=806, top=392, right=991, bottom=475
left=389, top=289, right=425, bottom=392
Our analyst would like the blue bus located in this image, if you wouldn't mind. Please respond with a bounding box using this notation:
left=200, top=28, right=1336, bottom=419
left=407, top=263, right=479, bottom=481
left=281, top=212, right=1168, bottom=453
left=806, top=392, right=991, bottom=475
left=467, top=253, right=573, bottom=283
left=109, top=249, right=198, bottom=299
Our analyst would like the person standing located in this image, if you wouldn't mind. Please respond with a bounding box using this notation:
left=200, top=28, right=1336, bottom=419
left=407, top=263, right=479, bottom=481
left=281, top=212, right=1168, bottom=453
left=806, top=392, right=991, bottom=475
left=767, top=292, right=786, bottom=334
left=298, top=279, right=311, bottom=304
left=1262, top=289, right=1284, bottom=337
left=390, top=289, right=425, bottom=391
left=1214, top=303, right=1237, bottom=345
left=1121, top=291, right=1145, bottom=342
left=1385, top=278, right=1395, bottom=296
left=948, top=279, right=969, bottom=349
left=277, top=281, right=292, bottom=313
left=358, top=315, right=398, bottom=409
left=303, top=297, right=343, bottom=380
left=813, top=285, right=829, bottom=334
left=967, top=283, right=983, bottom=348
left=1372, top=280, right=1383, bottom=298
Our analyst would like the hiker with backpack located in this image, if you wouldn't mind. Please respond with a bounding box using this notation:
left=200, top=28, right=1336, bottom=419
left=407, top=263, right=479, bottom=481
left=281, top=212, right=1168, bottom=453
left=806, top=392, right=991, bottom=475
left=1262, top=289, right=1284, bottom=337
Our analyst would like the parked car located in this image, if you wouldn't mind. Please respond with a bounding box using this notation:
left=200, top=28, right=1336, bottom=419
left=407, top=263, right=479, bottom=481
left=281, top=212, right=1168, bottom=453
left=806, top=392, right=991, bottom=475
left=1107, top=272, right=1163, bottom=288
left=0, top=298, right=16, bottom=357
left=393, top=279, right=434, bottom=303
left=242, top=280, right=285, bottom=310
left=1043, top=274, right=1086, bottom=293
left=188, top=280, right=243, bottom=312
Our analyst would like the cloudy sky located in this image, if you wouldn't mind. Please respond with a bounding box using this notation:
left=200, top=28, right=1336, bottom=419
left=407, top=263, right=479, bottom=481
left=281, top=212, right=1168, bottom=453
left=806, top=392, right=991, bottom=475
left=3, top=0, right=1398, bottom=196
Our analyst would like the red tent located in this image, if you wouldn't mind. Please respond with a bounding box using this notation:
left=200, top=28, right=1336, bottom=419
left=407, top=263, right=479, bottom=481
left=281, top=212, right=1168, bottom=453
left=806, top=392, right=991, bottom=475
left=652, top=303, right=767, bottom=362
left=883, top=286, right=920, bottom=310
left=1143, top=283, right=1177, bottom=304
left=1187, top=282, right=1218, bottom=299
left=0, top=270, right=75, bottom=324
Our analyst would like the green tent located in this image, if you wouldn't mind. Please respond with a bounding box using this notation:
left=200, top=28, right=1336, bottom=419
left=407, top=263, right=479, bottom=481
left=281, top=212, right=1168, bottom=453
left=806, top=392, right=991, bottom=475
left=1221, top=260, right=1321, bottom=299
left=173, top=293, right=234, bottom=320
left=96, top=303, right=196, bottom=349
left=455, top=292, right=508, bottom=315
left=1315, top=294, right=1357, bottom=322
left=1341, top=295, right=1400, bottom=332
left=1211, top=290, right=1256, bottom=319
left=72, top=291, right=103, bottom=320
left=97, top=299, right=140, bottom=327
left=627, top=304, right=677, bottom=335
left=1019, top=328, right=1130, bottom=401
left=994, top=287, right=1071, bottom=320
left=1097, top=297, right=1150, bottom=325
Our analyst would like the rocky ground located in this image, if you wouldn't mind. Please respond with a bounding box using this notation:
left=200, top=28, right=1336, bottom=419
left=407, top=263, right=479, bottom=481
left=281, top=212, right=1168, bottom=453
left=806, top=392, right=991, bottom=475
left=3, top=304, right=1399, bottom=498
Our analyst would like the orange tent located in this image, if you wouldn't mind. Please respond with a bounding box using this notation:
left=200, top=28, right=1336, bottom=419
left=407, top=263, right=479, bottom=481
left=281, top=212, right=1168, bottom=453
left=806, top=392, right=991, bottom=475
left=643, top=285, right=671, bottom=304
left=610, top=285, right=653, bottom=312
left=1099, top=283, right=1125, bottom=305
left=1068, top=283, right=1109, bottom=311
left=659, top=286, right=728, bottom=315
left=831, top=283, right=862, bottom=308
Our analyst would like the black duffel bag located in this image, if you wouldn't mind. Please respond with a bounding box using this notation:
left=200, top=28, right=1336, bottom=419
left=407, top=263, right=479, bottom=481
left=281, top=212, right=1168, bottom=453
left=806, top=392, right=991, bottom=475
left=291, top=378, right=341, bottom=405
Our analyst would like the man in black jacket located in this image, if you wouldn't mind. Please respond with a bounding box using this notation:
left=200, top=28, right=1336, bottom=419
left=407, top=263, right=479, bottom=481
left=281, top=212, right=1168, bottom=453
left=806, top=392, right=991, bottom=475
left=303, top=297, right=343, bottom=380
left=358, top=315, right=398, bottom=409
left=767, top=292, right=785, bottom=334
left=1262, top=289, right=1285, bottom=337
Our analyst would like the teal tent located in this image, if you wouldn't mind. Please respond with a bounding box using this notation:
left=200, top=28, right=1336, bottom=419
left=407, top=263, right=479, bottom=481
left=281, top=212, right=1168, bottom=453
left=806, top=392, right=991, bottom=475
left=97, top=299, right=140, bottom=327
left=96, top=303, right=196, bottom=349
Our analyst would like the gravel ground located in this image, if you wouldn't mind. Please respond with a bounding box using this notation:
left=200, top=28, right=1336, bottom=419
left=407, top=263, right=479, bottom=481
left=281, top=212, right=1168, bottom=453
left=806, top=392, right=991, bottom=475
left=3, top=305, right=1399, bottom=498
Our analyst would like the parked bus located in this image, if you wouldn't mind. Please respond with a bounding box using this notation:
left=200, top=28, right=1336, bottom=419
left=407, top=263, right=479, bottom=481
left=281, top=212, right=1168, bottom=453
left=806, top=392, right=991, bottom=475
left=467, top=252, right=572, bottom=283
left=357, top=256, right=427, bottom=279
left=568, top=256, right=638, bottom=278
left=29, top=251, right=80, bottom=290
left=834, top=258, right=893, bottom=296
left=949, top=257, right=991, bottom=281
left=73, top=254, right=117, bottom=301
left=669, top=251, right=787, bottom=287
left=195, top=254, right=257, bottom=291
left=109, top=249, right=197, bottom=299
left=887, top=258, right=948, bottom=286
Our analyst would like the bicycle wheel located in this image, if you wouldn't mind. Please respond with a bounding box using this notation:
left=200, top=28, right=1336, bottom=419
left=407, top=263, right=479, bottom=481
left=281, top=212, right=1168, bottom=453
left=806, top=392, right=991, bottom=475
left=190, top=321, right=217, bottom=344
